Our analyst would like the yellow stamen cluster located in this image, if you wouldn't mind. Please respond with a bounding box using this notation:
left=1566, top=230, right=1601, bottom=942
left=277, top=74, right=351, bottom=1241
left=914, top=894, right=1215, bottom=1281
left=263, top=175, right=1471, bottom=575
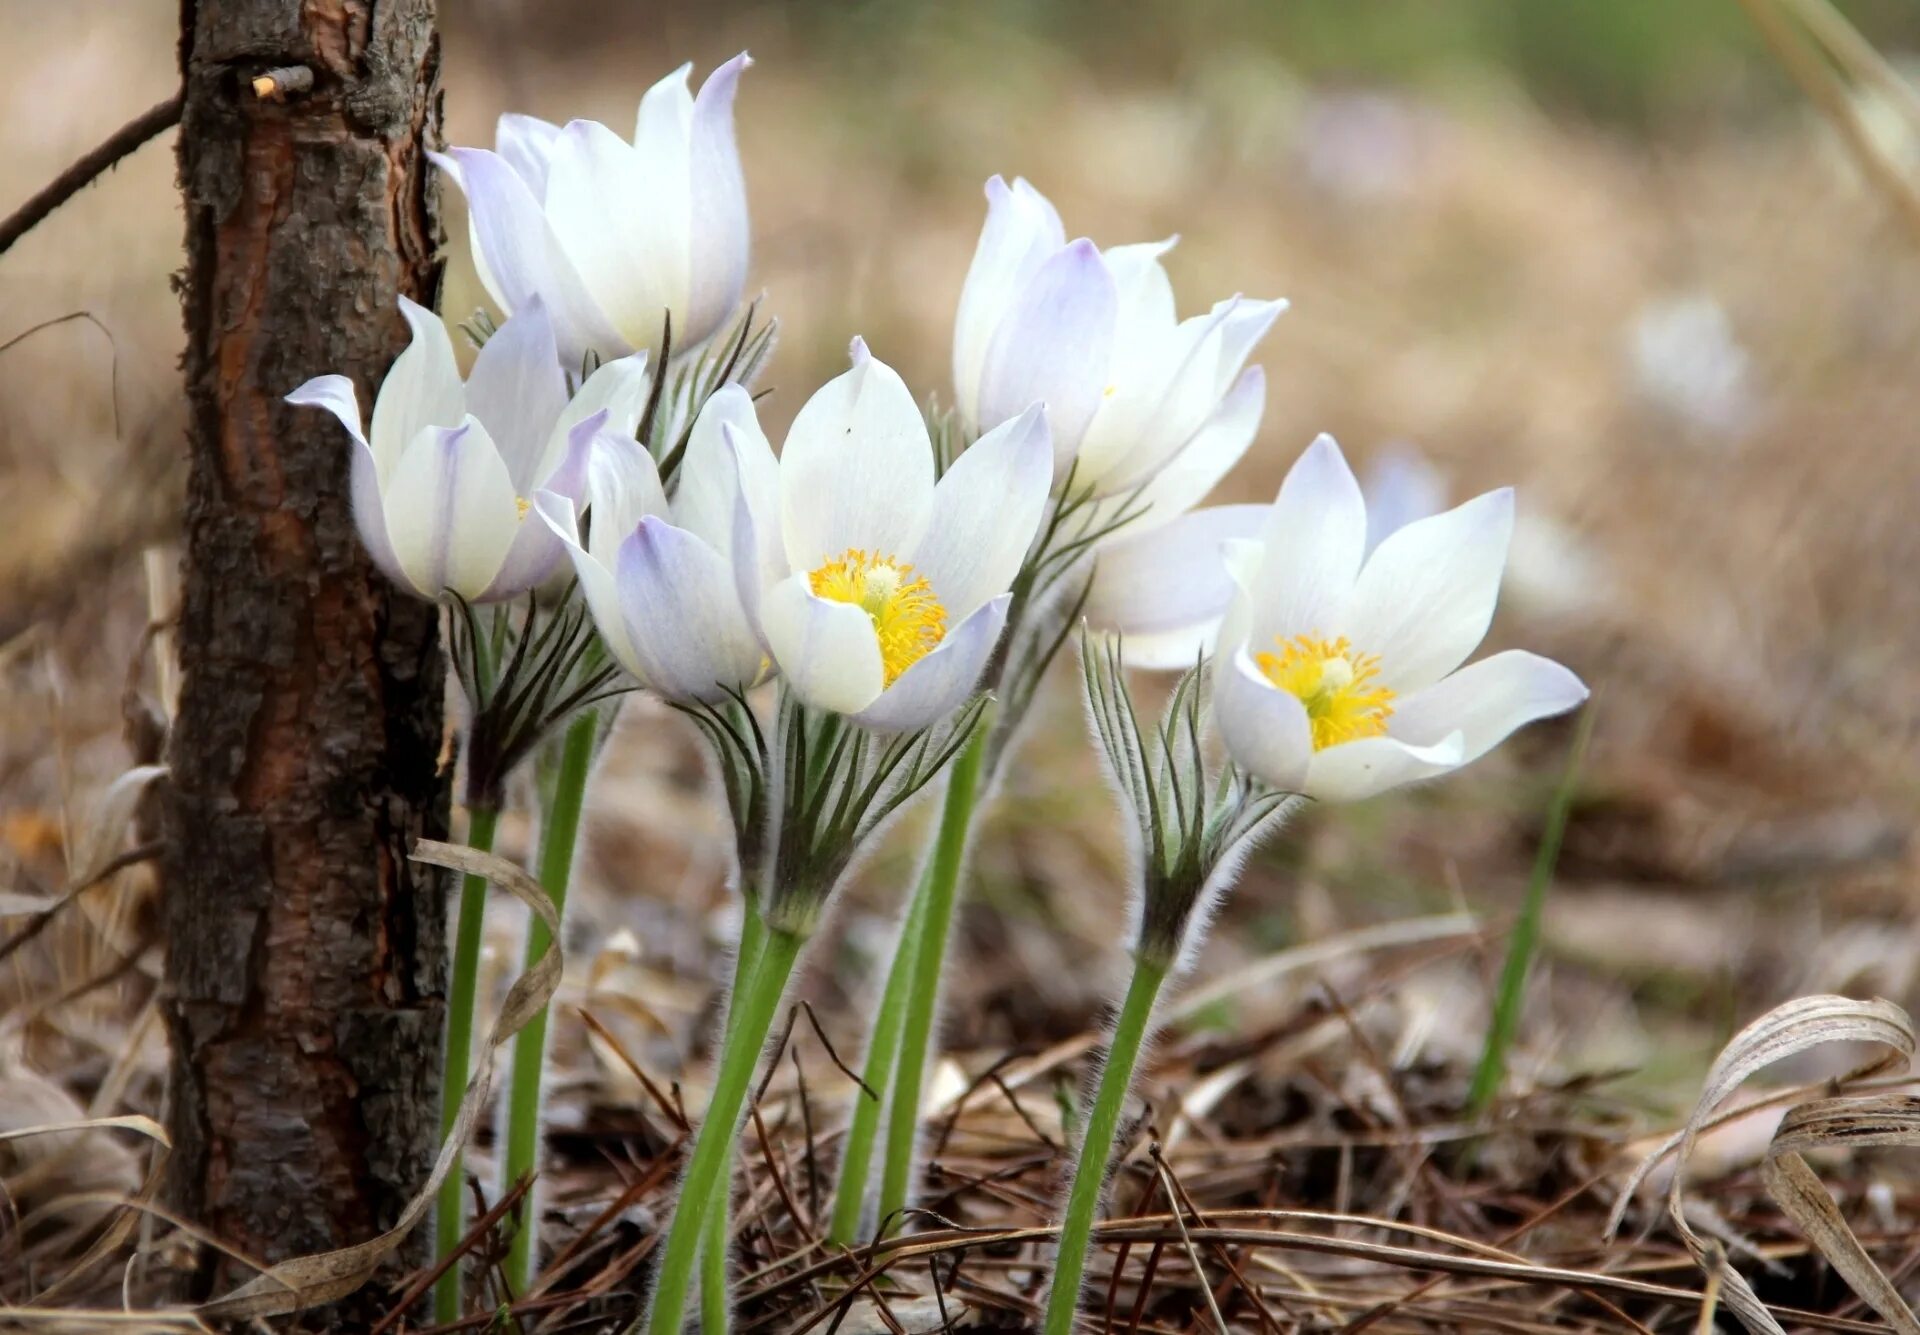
left=808, top=548, right=947, bottom=686
left=1255, top=634, right=1396, bottom=751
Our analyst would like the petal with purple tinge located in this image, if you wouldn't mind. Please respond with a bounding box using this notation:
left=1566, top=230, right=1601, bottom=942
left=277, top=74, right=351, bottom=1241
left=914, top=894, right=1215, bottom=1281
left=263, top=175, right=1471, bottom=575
left=684, top=54, right=751, bottom=346
left=382, top=417, right=519, bottom=600
left=463, top=298, right=567, bottom=492
left=535, top=490, right=644, bottom=681
left=761, top=574, right=886, bottom=716
left=953, top=175, right=1067, bottom=420
left=975, top=238, right=1116, bottom=469
left=853, top=596, right=1008, bottom=732
left=614, top=517, right=763, bottom=702
left=369, top=297, right=464, bottom=471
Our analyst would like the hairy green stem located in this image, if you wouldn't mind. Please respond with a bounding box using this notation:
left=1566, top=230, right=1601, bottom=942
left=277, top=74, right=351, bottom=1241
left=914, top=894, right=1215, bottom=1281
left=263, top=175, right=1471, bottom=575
left=1042, top=952, right=1170, bottom=1335
left=875, top=713, right=991, bottom=1231
left=645, top=926, right=803, bottom=1335
left=826, top=862, right=931, bottom=1245
left=436, top=803, right=501, bottom=1325
left=699, top=900, right=767, bottom=1334
left=502, top=710, right=597, bottom=1294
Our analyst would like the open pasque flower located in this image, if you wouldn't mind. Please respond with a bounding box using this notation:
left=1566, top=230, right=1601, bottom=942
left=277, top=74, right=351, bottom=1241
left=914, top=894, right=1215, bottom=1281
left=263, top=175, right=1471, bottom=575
left=534, top=386, right=767, bottom=705
left=953, top=175, right=1284, bottom=500
left=434, top=54, right=750, bottom=367
left=727, top=340, right=1053, bottom=731
left=1214, top=435, right=1588, bottom=802
left=288, top=297, right=649, bottom=602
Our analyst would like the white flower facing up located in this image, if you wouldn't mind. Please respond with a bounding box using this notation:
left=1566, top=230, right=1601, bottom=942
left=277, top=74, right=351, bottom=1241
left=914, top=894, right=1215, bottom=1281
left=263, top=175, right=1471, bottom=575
left=952, top=175, right=1285, bottom=500
left=534, top=386, right=768, bottom=705
left=727, top=339, right=1054, bottom=732
left=1213, top=435, right=1588, bottom=803
left=434, top=54, right=751, bottom=368
left=288, top=296, right=650, bottom=603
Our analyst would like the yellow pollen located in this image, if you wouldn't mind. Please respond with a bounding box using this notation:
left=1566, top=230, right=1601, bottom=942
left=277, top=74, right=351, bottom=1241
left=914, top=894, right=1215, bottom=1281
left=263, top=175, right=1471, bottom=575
left=515, top=496, right=532, bottom=520
left=1254, top=634, right=1396, bottom=751
left=808, top=548, right=947, bottom=686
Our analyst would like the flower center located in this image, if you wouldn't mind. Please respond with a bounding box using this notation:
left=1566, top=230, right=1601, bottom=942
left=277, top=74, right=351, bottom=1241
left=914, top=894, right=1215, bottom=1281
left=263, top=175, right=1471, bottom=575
left=808, top=548, right=947, bottom=686
left=1254, top=634, right=1396, bottom=751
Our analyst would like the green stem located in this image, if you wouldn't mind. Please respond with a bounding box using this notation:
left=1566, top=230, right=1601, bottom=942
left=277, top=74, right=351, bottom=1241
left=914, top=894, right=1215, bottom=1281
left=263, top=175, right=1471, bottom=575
left=826, top=861, right=932, bottom=1245
left=1468, top=706, right=1593, bottom=1116
left=645, top=926, right=804, bottom=1335
left=875, top=713, right=990, bottom=1232
left=502, top=711, right=597, bottom=1295
left=699, top=900, right=767, bottom=1334
left=1042, top=953, right=1169, bottom=1335
left=436, top=802, right=501, bottom=1326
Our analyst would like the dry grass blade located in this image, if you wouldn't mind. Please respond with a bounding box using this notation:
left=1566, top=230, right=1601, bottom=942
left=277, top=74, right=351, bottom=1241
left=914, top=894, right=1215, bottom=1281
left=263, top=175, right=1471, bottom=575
left=187, top=840, right=562, bottom=1321
left=0, top=1114, right=167, bottom=1148
left=1610, top=994, right=1917, bottom=1335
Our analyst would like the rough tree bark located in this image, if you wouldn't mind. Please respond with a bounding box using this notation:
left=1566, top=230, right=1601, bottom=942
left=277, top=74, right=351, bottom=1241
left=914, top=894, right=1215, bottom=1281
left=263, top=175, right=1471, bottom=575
left=164, top=0, right=449, bottom=1308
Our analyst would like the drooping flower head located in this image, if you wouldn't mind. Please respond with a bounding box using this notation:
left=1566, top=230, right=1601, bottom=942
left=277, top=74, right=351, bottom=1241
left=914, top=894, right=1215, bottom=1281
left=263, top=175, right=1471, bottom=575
left=534, top=386, right=768, bottom=705
left=953, top=175, right=1284, bottom=500
left=1214, top=435, right=1588, bottom=802
left=434, top=54, right=751, bottom=368
left=287, top=297, right=649, bottom=603
left=727, top=339, right=1054, bottom=732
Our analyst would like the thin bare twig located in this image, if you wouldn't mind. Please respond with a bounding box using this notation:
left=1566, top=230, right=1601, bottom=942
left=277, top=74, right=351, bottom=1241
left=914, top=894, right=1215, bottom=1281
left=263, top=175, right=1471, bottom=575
left=0, top=96, right=183, bottom=258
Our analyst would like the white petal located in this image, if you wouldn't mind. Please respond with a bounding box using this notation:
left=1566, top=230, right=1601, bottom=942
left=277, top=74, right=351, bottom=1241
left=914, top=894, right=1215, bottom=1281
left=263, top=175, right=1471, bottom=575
left=614, top=518, right=763, bottom=702
left=534, top=491, right=644, bottom=679
left=1214, top=648, right=1313, bottom=792
left=1344, top=488, right=1514, bottom=693
left=684, top=54, right=751, bottom=347
left=583, top=430, right=670, bottom=574
left=1246, top=434, right=1368, bottom=646
left=463, top=298, right=567, bottom=492
left=434, top=146, right=627, bottom=366
left=1125, top=364, right=1266, bottom=531
left=1387, top=651, right=1587, bottom=765
left=561, top=350, right=651, bottom=441
left=953, top=175, right=1066, bottom=422
left=478, top=413, right=594, bottom=601
left=496, top=113, right=562, bottom=195
left=1085, top=503, right=1267, bottom=659
left=724, top=421, right=786, bottom=648
left=1303, top=733, right=1465, bottom=803
left=286, top=374, right=368, bottom=451
left=906, top=404, right=1051, bottom=620
left=1102, top=238, right=1178, bottom=334
left=348, top=436, right=412, bottom=593
left=975, top=238, right=1117, bottom=471
left=677, top=385, right=772, bottom=555
left=544, top=120, right=681, bottom=355
left=382, top=417, right=519, bottom=600
left=852, top=596, right=1009, bottom=732
left=778, top=341, right=935, bottom=573
left=761, top=574, right=886, bottom=715
left=369, top=297, right=464, bottom=472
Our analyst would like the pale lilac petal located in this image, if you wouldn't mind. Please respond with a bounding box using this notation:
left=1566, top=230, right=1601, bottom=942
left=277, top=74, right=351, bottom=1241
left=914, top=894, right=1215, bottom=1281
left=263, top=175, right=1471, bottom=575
left=613, top=517, right=763, bottom=702
left=534, top=490, right=643, bottom=679
left=852, top=596, right=1009, bottom=732
left=953, top=175, right=1067, bottom=420
left=286, top=374, right=368, bottom=451
left=1086, top=503, right=1267, bottom=660
left=368, top=297, right=464, bottom=470
left=463, top=298, right=567, bottom=492
left=348, top=437, right=411, bottom=592
left=1303, top=733, right=1465, bottom=803
left=906, top=405, right=1051, bottom=620
left=433, top=146, right=626, bottom=365
left=761, top=574, right=886, bottom=715
left=1247, top=434, right=1368, bottom=645
left=1215, top=649, right=1313, bottom=792
left=1387, top=651, right=1587, bottom=765
left=725, top=423, right=786, bottom=648
left=544, top=120, right=680, bottom=354
left=478, top=412, right=597, bottom=601
left=976, top=238, right=1117, bottom=470
left=496, top=113, right=562, bottom=196
left=676, top=385, right=773, bottom=555
left=583, top=429, right=669, bottom=574
left=1125, top=364, right=1266, bottom=531
left=560, top=350, right=651, bottom=441
left=382, top=417, right=519, bottom=600
left=684, top=53, right=751, bottom=346
left=778, top=341, right=935, bottom=573
left=1345, top=488, right=1514, bottom=693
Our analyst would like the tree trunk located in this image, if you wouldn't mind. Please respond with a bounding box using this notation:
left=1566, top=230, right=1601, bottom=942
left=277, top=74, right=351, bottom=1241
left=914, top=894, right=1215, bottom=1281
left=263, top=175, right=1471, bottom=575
left=164, top=0, right=449, bottom=1309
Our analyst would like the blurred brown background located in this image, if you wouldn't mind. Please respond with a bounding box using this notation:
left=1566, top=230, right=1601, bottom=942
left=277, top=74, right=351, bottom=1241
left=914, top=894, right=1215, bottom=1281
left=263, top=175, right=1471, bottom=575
left=5, top=0, right=1920, bottom=1135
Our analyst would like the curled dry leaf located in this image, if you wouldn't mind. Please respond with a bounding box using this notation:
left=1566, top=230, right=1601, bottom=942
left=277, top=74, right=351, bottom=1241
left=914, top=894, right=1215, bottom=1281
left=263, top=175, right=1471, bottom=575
left=192, top=839, right=562, bottom=1322
left=1608, top=993, right=1920, bottom=1335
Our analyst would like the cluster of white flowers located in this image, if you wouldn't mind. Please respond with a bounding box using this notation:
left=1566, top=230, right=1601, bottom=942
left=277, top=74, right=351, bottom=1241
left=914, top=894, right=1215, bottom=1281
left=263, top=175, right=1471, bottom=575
left=289, top=50, right=1585, bottom=797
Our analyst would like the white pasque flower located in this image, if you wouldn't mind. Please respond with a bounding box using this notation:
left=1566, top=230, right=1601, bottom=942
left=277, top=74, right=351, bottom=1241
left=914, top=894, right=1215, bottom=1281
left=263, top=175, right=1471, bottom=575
left=533, top=386, right=767, bottom=705
left=727, top=340, right=1053, bottom=731
left=288, top=296, right=649, bottom=603
left=952, top=175, right=1285, bottom=499
left=1212, top=435, right=1588, bottom=802
left=433, top=54, right=750, bottom=368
